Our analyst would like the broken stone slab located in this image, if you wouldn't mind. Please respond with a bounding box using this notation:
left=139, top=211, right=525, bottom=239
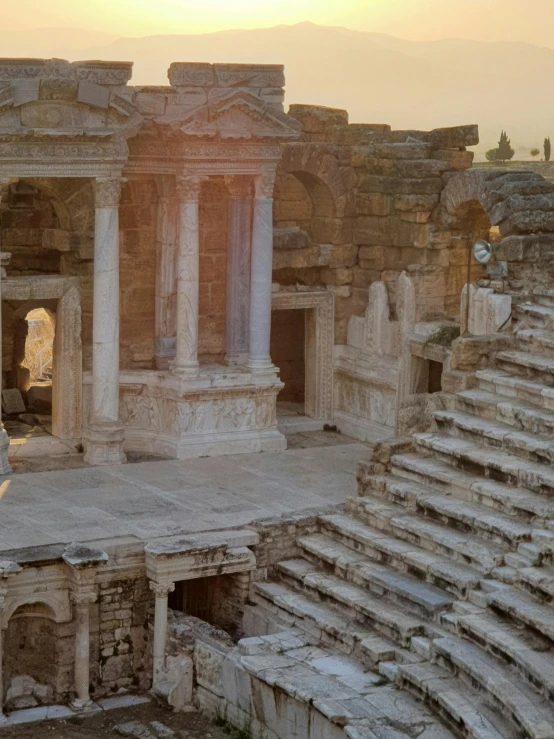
left=2, top=388, right=25, bottom=415
left=150, top=723, right=175, bottom=739
left=62, top=543, right=109, bottom=569
left=0, top=560, right=22, bottom=578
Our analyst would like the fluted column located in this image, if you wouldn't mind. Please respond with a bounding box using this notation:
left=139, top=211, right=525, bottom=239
left=172, top=175, right=202, bottom=377
left=71, top=592, right=96, bottom=710
left=0, top=561, right=22, bottom=723
left=225, top=176, right=252, bottom=365
left=84, top=177, right=126, bottom=466
left=0, top=181, right=11, bottom=475
left=150, top=581, right=175, bottom=689
left=248, top=167, right=277, bottom=372
left=154, top=176, right=178, bottom=369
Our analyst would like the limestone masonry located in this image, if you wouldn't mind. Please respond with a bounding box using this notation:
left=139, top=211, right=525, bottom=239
left=2, top=56, right=554, bottom=738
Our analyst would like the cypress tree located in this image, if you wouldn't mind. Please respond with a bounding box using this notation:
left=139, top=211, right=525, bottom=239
left=545, top=137, right=551, bottom=162
left=497, top=130, right=515, bottom=162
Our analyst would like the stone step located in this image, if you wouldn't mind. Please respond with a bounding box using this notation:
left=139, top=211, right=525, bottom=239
left=517, top=566, right=554, bottom=600
left=488, top=588, right=554, bottom=644
left=477, top=368, right=554, bottom=411
left=298, top=532, right=454, bottom=619
left=414, top=433, right=554, bottom=496
left=397, top=661, right=519, bottom=739
left=434, top=409, right=554, bottom=466
left=319, top=512, right=482, bottom=599
left=458, top=612, right=554, bottom=701
left=517, top=329, right=554, bottom=356
left=432, top=635, right=554, bottom=739
left=252, top=580, right=376, bottom=659
left=276, top=558, right=424, bottom=646
left=369, top=473, right=533, bottom=548
left=534, top=291, right=554, bottom=310
left=455, top=388, right=554, bottom=438
left=496, top=350, right=554, bottom=385
left=514, top=302, right=554, bottom=330
left=391, top=452, right=554, bottom=523
left=349, top=496, right=506, bottom=574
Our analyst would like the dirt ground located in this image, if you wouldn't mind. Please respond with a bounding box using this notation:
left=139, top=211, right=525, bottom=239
left=0, top=702, right=230, bottom=739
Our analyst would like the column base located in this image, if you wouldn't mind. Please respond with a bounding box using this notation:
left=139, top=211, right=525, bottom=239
left=247, top=358, right=274, bottom=373
left=83, top=422, right=126, bottom=466
left=170, top=361, right=199, bottom=378
left=0, top=424, right=12, bottom=475
left=70, top=698, right=97, bottom=713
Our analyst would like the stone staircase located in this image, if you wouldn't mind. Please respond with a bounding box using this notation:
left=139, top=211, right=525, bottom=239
left=241, top=290, right=554, bottom=739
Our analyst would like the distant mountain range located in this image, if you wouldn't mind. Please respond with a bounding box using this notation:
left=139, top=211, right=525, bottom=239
left=1, top=22, right=553, bottom=159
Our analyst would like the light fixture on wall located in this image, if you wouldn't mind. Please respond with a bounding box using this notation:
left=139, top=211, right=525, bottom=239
left=472, top=238, right=499, bottom=265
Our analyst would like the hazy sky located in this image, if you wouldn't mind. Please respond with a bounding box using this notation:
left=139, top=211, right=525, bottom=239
left=3, top=0, right=554, bottom=47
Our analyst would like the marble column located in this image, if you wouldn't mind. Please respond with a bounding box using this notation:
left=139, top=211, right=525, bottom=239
left=84, top=177, right=126, bottom=466
left=248, top=167, right=277, bottom=372
left=155, top=176, right=178, bottom=369
left=225, top=176, right=252, bottom=365
left=71, top=592, right=96, bottom=710
left=172, top=176, right=202, bottom=378
left=0, top=181, right=11, bottom=475
left=150, top=581, right=175, bottom=689
left=0, top=561, right=22, bottom=723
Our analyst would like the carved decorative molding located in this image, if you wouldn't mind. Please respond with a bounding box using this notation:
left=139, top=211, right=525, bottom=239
left=0, top=59, right=133, bottom=86
left=255, top=164, right=278, bottom=198
left=95, top=177, right=124, bottom=208
left=71, top=591, right=97, bottom=606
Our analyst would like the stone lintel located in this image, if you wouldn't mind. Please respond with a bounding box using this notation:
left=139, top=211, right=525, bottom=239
left=62, top=543, right=109, bottom=570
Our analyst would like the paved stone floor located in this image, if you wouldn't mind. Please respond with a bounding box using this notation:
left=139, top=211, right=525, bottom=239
left=0, top=431, right=373, bottom=552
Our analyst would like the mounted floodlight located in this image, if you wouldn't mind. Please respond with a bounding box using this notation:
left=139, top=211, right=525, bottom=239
left=472, top=239, right=499, bottom=265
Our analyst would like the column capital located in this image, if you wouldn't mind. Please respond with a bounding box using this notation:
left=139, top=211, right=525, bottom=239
left=71, top=591, right=97, bottom=607
left=94, top=177, right=125, bottom=208
left=225, top=175, right=253, bottom=199
left=177, top=174, right=205, bottom=201
left=149, top=581, right=175, bottom=598
left=254, top=165, right=278, bottom=199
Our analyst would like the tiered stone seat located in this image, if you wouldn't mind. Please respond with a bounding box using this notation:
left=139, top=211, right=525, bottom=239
left=246, top=292, right=554, bottom=737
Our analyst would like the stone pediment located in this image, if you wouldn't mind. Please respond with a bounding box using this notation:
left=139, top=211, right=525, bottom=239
left=169, top=90, right=302, bottom=141
left=0, top=59, right=141, bottom=137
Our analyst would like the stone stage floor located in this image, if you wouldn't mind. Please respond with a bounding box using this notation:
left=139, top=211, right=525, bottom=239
left=0, top=431, right=375, bottom=553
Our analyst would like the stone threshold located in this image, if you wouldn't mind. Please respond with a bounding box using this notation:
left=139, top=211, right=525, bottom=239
left=0, top=694, right=150, bottom=728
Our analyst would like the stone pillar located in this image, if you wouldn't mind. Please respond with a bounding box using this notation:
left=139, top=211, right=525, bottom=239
left=225, top=176, right=253, bottom=365
left=63, top=543, right=108, bottom=712
left=155, top=176, right=178, bottom=369
left=0, top=181, right=11, bottom=475
left=85, top=177, right=126, bottom=466
left=71, top=592, right=96, bottom=710
left=150, top=581, right=175, bottom=689
left=248, top=167, right=277, bottom=372
left=172, top=176, right=203, bottom=377
left=0, top=561, right=22, bottom=723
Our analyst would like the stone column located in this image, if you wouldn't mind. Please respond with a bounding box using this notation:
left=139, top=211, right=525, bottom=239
left=0, top=561, right=22, bottom=723
left=0, top=181, right=11, bottom=475
left=155, top=176, right=178, bottom=369
left=71, top=592, right=96, bottom=710
left=150, top=581, right=175, bottom=689
left=248, top=167, right=277, bottom=372
left=225, top=176, right=253, bottom=365
left=172, top=176, right=203, bottom=377
left=85, top=177, right=126, bottom=466
left=63, top=543, right=108, bottom=712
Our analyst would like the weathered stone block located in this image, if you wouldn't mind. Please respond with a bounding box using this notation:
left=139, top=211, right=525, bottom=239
left=288, top=104, right=348, bottom=133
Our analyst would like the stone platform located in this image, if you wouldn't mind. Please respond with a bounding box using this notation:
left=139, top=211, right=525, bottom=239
left=0, top=434, right=370, bottom=552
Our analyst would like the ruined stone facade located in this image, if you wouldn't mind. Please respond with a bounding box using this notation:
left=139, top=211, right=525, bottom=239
left=3, top=55, right=554, bottom=739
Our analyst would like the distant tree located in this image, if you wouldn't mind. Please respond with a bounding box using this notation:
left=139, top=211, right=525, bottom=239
left=485, top=148, right=499, bottom=162
left=531, top=148, right=540, bottom=158
left=545, top=137, right=552, bottom=162
left=496, top=130, right=515, bottom=162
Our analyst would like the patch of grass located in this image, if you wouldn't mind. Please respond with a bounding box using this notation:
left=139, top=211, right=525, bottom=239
left=425, top=325, right=460, bottom=348
left=214, top=712, right=253, bottom=739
